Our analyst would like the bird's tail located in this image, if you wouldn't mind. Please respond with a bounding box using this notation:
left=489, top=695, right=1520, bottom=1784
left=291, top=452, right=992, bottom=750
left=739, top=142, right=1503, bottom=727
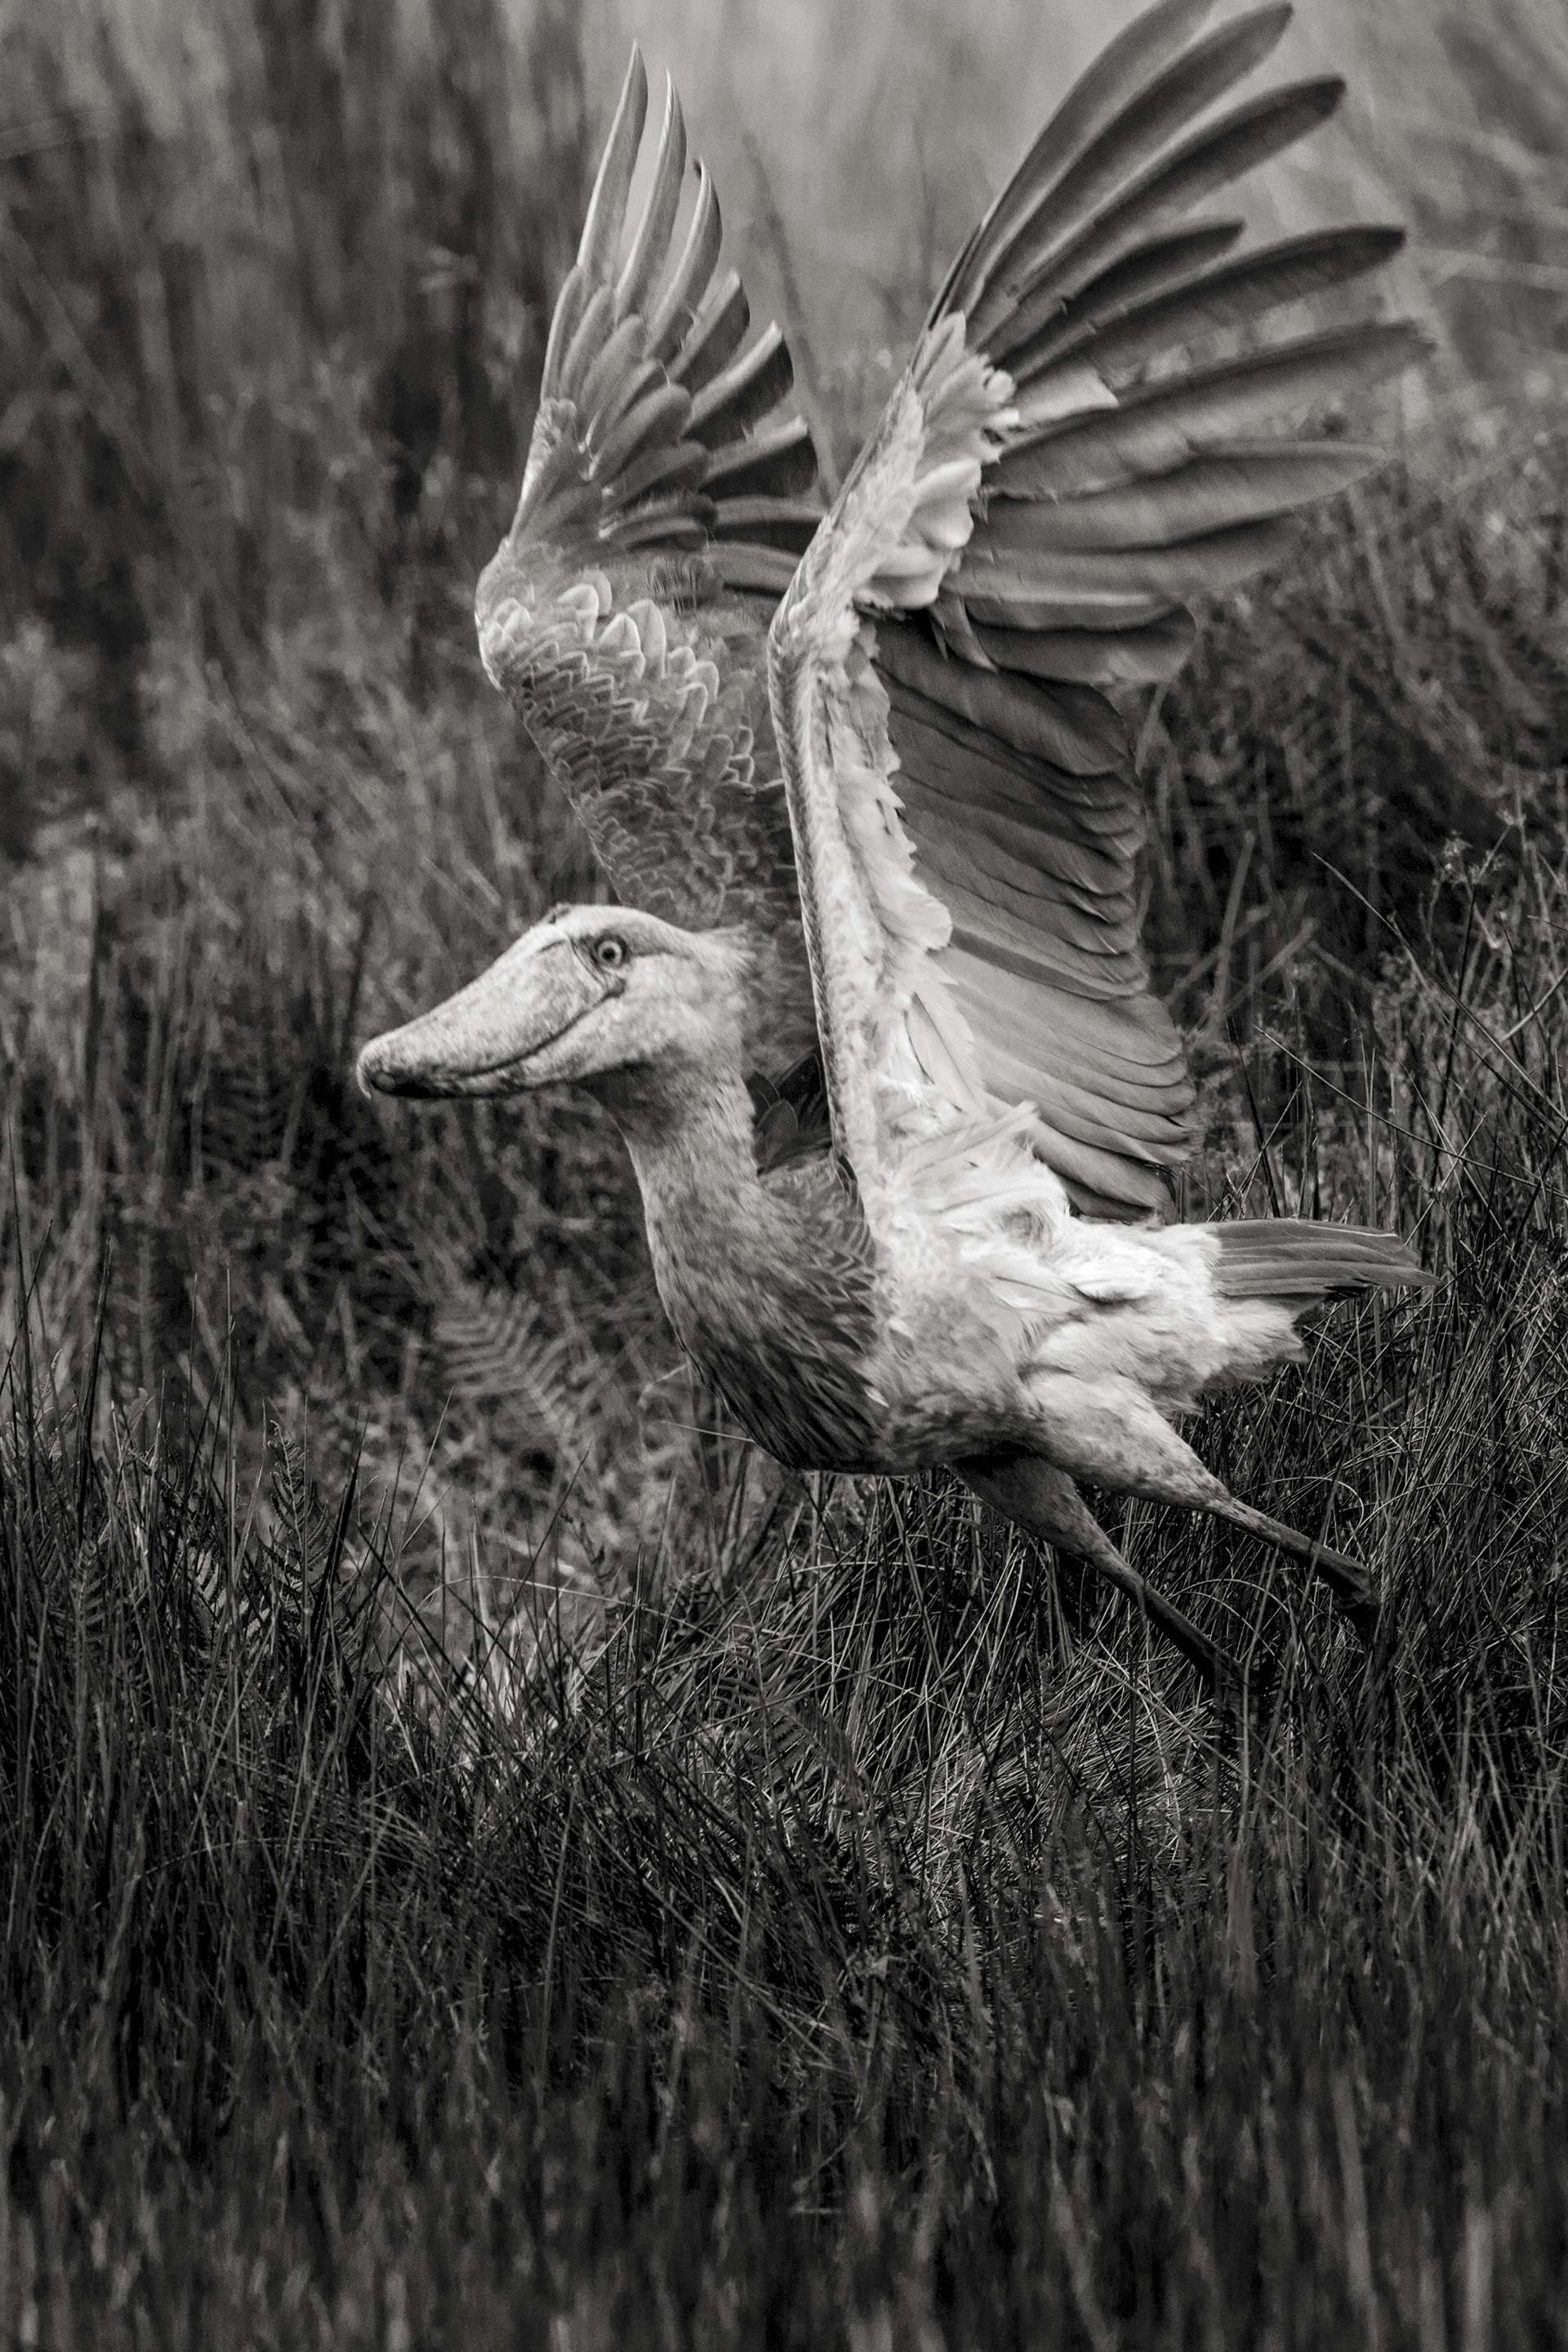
left=1205, top=1219, right=1433, bottom=1314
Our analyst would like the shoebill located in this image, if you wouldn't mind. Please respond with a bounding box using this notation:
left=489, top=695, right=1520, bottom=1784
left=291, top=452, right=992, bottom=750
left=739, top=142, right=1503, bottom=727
left=359, top=0, right=1434, bottom=1691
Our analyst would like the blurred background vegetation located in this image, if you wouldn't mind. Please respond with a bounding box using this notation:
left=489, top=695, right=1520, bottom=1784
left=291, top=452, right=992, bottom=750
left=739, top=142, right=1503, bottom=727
left=2, top=2, right=1566, bottom=2339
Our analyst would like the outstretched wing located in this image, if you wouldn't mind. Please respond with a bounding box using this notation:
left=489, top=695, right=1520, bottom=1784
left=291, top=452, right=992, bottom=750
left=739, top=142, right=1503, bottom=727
left=477, top=50, right=825, bottom=1069
left=768, top=0, right=1425, bottom=1221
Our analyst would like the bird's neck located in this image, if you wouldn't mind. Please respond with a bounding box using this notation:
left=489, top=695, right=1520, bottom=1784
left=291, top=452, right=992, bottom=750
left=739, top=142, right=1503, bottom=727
left=606, top=1055, right=773, bottom=1258
left=603, top=1050, right=829, bottom=1348
left=597, top=1050, right=882, bottom=1474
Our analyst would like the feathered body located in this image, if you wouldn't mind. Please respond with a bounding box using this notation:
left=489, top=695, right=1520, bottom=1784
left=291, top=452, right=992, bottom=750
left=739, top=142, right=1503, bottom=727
left=639, top=1125, right=1406, bottom=1484
left=360, top=0, right=1437, bottom=1685
left=488, top=931, right=1415, bottom=1486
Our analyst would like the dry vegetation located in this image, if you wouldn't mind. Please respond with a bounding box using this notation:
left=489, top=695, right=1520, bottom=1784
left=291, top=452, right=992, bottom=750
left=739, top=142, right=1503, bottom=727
left=2, top=0, right=1567, bottom=2342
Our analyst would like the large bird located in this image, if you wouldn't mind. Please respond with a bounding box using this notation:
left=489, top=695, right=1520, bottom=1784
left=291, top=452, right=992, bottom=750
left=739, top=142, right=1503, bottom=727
left=359, top=0, right=1434, bottom=1690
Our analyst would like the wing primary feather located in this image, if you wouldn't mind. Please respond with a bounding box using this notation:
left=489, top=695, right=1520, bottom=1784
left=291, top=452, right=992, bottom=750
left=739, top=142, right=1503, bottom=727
left=1004, top=218, right=1245, bottom=381
left=578, top=314, right=648, bottom=426
left=879, top=621, right=1129, bottom=775
left=1013, top=224, right=1408, bottom=390
left=616, top=78, right=688, bottom=319
left=672, top=270, right=751, bottom=392
left=689, top=323, right=795, bottom=445
left=999, top=320, right=1428, bottom=494
left=587, top=355, right=663, bottom=443
left=946, top=920, right=1135, bottom=1000
left=599, top=432, right=708, bottom=510
left=986, top=78, right=1349, bottom=355
left=985, top=441, right=1382, bottom=548
left=1025, top=1131, right=1176, bottom=1213
left=713, top=543, right=804, bottom=593
left=600, top=488, right=712, bottom=533
left=647, top=165, right=722, bottom=359
left=970, top=612, right=1196, bottom=684
left=1018, top=1073, right=1190, bottom=1154
left=912, top=822, right=1140, bottom=938
left=704, top=416, right=817, bottom=498
left=956, top=515, right=1300, bottom=604
left=556, top=284, right=617, bottom=405
left=896, top=724, right=1146, bottom=831
left=710, top=494, right=823, bottom=551
left=965, top=590, right=1181, bottom=630
left=540, top=262, right=590, bottom=400
left=947, top=955, right=1188, bottom=1069
left=601, top=442, right=705, bottom=517
left=577, top=47, right=648, bottom=280
left=605, top=503, right=713, bottom=550
left=936, top=0, right=1220, bottom=319
left=968, top=3, right=1295, bottom=348
left=589, top=381, right=694, bottom=482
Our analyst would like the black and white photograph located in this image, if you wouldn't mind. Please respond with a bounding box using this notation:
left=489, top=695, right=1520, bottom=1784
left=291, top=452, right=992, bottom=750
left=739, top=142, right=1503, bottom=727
left=2, top=0, right=1565, bottom=2341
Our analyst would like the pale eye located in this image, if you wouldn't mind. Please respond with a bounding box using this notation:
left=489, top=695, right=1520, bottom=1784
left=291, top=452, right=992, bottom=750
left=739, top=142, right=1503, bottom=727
left=593, top=935, right=629, bottom=971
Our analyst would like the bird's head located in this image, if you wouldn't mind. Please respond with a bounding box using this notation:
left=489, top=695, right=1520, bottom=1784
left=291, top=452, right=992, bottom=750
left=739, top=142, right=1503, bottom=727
left=356, top=905, right=753, bottom=1111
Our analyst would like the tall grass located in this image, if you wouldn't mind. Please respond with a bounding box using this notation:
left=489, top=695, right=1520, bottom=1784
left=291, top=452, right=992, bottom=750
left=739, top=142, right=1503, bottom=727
left=0, top=0, right=590, bottom=848
left=3, top=0, right=1568, bottom=2337
left=3, top=947, right=1567, bottom=2338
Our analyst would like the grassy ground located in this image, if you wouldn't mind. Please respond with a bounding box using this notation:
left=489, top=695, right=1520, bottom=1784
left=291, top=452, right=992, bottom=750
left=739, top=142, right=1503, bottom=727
left=3, top=0, right=1568, bottom=2342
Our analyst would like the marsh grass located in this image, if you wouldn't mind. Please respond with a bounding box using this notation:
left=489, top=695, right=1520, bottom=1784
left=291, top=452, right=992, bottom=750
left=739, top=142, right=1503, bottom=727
left=3, top=1022, right=1567, bottom=2342
left=3, top=0, right=1568, bottom=2340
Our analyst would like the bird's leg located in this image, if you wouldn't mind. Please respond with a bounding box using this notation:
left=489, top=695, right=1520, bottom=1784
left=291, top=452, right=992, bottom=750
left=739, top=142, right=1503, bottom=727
left=1023, top=1374, right=1383, bottom=1650
left=957, top=1451, right=1242, bottom=1698
left=1195, top=1495, right=1380, bottom=1646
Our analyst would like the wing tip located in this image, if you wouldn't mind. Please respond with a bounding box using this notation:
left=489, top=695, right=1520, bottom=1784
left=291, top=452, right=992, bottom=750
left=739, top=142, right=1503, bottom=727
left=576, top=45, right=652, bottom=278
